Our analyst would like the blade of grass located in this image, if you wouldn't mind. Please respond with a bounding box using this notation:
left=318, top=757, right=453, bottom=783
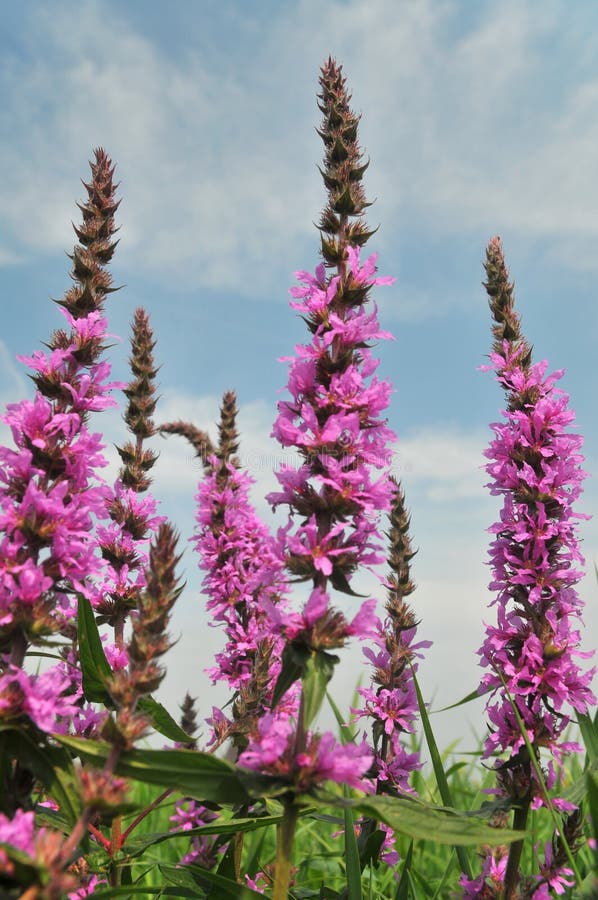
left=344, top=796, right=363, bottom=900
left=578, top=711, right=598, bottom=765
left=327, top=690, right=357, bottom=744
left=394, top=839, right=413, bottom=900
left=430, top=848, right=457, bottom=900
left=410, top=665, right=472, bottom=880
left=432, top=687, right=491, bottom=713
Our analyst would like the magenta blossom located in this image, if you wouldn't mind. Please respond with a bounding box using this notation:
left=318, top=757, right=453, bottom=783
left=264, top=586, right=378, bottom=649
left=0, top=665, right=78, bottom=733
left=239, top=713, right=373, bottom=793
left=270, top=247, right=396, bottom=591
left=0, top=809, right=36, bottom=858
left=479, top=343, right=595, bottom=783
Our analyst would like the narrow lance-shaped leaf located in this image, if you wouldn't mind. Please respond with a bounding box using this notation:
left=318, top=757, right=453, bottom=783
left=411, top=665, right=471, bottom=878
left=137, top=696, right=194, bottom=744
left=301, top=649, right=339, bottom=731
left=346, top=794, right=527, bottom=848
left=77, top=594, right=113, bottom=705
left=55, top=735, right=289, bottom=803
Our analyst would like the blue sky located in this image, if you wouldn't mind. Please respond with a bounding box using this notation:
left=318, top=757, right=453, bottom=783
left=2, top=0, right=598, bottom=753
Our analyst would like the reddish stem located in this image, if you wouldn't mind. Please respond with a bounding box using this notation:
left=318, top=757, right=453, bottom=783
left=121, top=787, right=173, bottom=844
left=88, top=823, right=111, bottom=852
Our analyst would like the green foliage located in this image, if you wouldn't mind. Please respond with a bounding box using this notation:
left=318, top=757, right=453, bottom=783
left=78, top=593, right=114, bottom=705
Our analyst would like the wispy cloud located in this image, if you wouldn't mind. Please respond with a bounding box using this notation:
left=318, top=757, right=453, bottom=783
left=3, top=0, right=598, bottom=294
left=395, top=426, right=488, bottom=501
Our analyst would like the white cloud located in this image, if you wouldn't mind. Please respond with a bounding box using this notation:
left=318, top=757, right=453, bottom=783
left=0, top=1, right=320, bottom=292
left=4, top=0, right=598, bottom=299
left=395, top=426, right=488, bottom=501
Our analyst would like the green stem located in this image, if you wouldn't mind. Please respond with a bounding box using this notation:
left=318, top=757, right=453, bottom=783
left=504, top=799, right=530, bottom=899
left=109, top=814, right=122, bottom=887
left=273, top=802, right=299, bottom=900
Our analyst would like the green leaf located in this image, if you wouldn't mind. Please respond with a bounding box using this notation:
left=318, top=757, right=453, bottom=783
left=271, top=643, right=309, bottom=710
left=4, top=728, right=81, bottom=827
left=162, top=862, right=267, bottom=898
left=313, top=793, right=527, bottom=847
left=394, top=840, right=413, bottom=900
left=34, top=804, right=75, bottom=834
left=326, top=691, right=357, bottom=745
left=411, top=666, right=471, bottom=878
left=433, top=687, right=490, bottom=713
left=357, top=827, right=385, bottom=870
left=159, top=862, right=201, bottom=890
left=77, top=594, right=113, bottom=704
left=93, top=887, right=199, bottom=897
left=563, top=756, right=598, bottom=807
left=55, top=735, right=288, bottom=803
left=579, top=710, right=598, bottom=764
left=343, top=794, right=362, bottom=900
left=357, top=795, right=525, bottom=846
left=124, top=813, right=286, bottom=858
left=137, top=696, right=194, bottom=744
left=302, top=650, right=339, bottom=730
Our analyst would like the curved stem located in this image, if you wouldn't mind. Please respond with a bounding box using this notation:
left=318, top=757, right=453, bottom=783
left=121, top=787, right=173, bottom=843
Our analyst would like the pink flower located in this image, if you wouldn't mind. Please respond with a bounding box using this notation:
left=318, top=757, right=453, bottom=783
left=0, top=665, right=77, bottom=733
left=68, top=875, right=107, bottom=898
left=269, top=248, right=396, bottom=594
left=478, top=342, right=595, bottom=798
left=239, top=714, right=373, bottom=792
left=0, top=809, right=36, bottom=857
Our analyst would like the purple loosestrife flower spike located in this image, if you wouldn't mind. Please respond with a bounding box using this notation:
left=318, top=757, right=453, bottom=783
left=354, top=478, right=427, bottom=867
left=159, top=421, right=215, bottom=466
left=0, top=150, right=123, bottom=826
left=317, top=57, right=375, bottom=265
left=200, top=394, right=292, bottom=751
left=247, top=61, right=396, bottom=808
left=94, top=309, right=164, bottom=634
left=484, top=235, right=531, bottom=369
left=462, top=237, right=596, bottom=898
left=0, top=149, right=120, bottom=660
left=270, top=60, right=396, bottom=603
left=118, top=307, right=159, bottom=491
left=356, top=478, right=426, bottom=791
left=106, top=522, right=183, bottom=747
left=179, top=692, right=199, bottom=748
left=163, top=392, right=292, bottom=752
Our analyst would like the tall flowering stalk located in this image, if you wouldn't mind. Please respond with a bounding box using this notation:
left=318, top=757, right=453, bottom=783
left=0, top=149, right=143, bottom=896
left=357, top=478, right=424, bottom=793
left=263, top=57, right=395, bottom=759
left=462, top=237, right=596, bottom=898
left=93, top=307, right=164, bottom=646
left=270, top=60, right=396, bottom=602
left=0, top=149, right=119, bottom=665
left=162, top=393, right=292, bottom=873
left=237, top=58, right=399, bottom=898
left=163, top=391, right=291, bottom=753
left=0, top=152, right=121, bottom=843
left=354, top=478, right=427, bottom=865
